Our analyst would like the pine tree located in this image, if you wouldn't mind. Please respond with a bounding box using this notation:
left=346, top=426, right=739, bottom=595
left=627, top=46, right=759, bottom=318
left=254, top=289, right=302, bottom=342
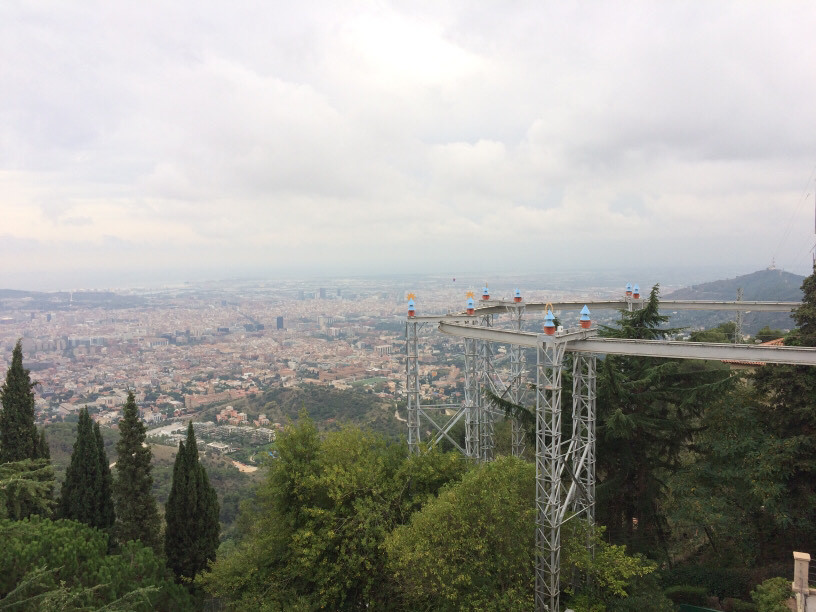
left=57, top=407, right=115, bottom=530
left=596, top=285, right=732, bottom=556
left=165, top=423, right=220, bottom=582
left=0, top=340, right=41, bottom=463
left=112, top=392, right=161, bottom=553
left=750, top=263, right=816, bottom=552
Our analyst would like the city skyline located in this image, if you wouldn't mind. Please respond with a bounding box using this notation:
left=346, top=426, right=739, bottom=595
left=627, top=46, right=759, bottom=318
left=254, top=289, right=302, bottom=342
left=2, top=2, right=816, bottom=291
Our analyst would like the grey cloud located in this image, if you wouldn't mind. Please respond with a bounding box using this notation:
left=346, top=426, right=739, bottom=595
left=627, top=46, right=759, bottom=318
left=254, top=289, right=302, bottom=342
left=1, top=1, right=815, bottom=289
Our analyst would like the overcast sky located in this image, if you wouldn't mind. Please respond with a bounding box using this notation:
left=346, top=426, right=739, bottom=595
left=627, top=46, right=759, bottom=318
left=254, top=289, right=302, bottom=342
left=2, top=1, right=816, bottom=290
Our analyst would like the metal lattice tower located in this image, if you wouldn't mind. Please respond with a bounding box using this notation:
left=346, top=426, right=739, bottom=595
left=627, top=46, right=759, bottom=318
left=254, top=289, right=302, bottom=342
left=464, top=332, right=481, bottom=460
left=405, top=319, right=422, bottom=454
left=570, top=354, right=596, bottom=525
left=535, top=335, right=568, bottom=611
left=735, top=288, right=744, bottom=343
left=478, top=313, right=496, bottom=462
left=508, top=302, right=527, bottom=457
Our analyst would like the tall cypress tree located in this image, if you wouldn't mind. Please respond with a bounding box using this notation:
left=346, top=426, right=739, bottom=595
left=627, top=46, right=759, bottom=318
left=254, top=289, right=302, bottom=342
left=113, top=391, right=160, bottom=552
left=94, top=421, right=115, bottom=530
left=165, top=423, right=220, bottom=581
left=0, top=340, right=44, bottom=463
left=57, top=407, right=115, bottom=530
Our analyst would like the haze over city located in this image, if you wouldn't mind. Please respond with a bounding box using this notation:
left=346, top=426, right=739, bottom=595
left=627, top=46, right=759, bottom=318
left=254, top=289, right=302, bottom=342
left=2, top=2, right=816, bottom=290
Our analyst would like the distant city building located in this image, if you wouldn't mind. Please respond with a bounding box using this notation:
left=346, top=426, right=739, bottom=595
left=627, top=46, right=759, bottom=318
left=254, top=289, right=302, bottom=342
left=319, top=288, right=327, bottom=299
left=276, top=316, right=284, bottom=330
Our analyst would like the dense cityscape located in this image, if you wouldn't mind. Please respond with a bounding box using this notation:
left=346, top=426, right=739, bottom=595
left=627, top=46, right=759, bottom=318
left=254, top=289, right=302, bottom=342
left=0, top=277, right=637, bottom=435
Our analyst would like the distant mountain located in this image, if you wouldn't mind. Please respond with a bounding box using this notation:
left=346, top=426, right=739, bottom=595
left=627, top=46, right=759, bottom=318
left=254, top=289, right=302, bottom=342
left=664, top=268, right=805, bottom=335
left=666, top=268, right=804, bottom=302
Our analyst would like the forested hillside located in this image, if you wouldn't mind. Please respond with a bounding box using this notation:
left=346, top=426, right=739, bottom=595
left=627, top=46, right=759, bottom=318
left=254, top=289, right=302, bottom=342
left=666, top=268, right=804, bottom=333
left=217, top=383, right=401, bottom=436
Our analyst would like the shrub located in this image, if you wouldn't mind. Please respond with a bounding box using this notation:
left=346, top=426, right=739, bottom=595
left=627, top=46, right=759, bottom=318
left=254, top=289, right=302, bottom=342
left=664, top=584, right=709, bottom=605
left=750, top=577, right=791, bottom=612
left=660, top=565, right=753, bottom=599
left=722, top=598, right=758, bottom=612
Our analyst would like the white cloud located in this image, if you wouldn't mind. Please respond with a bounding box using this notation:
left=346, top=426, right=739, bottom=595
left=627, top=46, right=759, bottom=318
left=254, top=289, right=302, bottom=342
left=1, top=1, right=815, bottom=289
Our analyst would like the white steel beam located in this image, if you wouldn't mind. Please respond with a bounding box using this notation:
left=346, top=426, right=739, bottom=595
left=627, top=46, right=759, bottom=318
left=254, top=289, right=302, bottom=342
left=410, top=299, right=800, bottom=323
left=438, top=322, right=816, bottom=366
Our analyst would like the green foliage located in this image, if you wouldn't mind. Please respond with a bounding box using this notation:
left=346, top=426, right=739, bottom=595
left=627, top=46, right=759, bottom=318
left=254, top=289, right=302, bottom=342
left=689, top=321, right=737, bottom=343
left=748, top=265, right=816, bottom=552
left=236, top=383, right=400, bottom=435
left=663, top=584, right=709, bottom=605
left=113, top=392, right=160, bottom=553
left=0, top=515, right=193, bottom=610
left=597, top=285, right=732, bottom=555
left=563, top=522, right=659, bottom=600
left=750, top=577, right=791, bottom=612
left=0, top=459, right=55, bottom=520
left=386, top=456, right=536, bottom=611
left=94, top=422, right=115, bottom=531
left=0, top=341, right=44, bottom=464
left=165, top=423, right=220, bottom=582
left=754, top=325, right=785, bottom=343
left=44, top=421, right=118, bottom=484
left=56, top=407, right=115, bottom=530
left=726, top=598, right=759, bottom=612
left=200, top=415, right=467, bottom=610
left=659, top=564, right=753, bottom=600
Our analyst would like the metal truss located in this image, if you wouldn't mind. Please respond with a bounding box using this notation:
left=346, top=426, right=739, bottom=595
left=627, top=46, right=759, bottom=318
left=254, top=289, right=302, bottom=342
left=464, top=334, right=480, bottom=460
left=507, top=303, right=527, bottom=457
left=478, top=313, right=497, bottom=462
left=405, top=320, right=423, bottom=454
left=569, top=354, right=596, bottom=526
left=535, top=336, right=568, bottom=611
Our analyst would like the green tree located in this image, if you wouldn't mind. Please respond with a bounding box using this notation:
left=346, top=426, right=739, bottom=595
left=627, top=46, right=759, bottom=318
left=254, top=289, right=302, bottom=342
left=751, top=576, right=792, bottom=612
left=386, top=456, right=535, bottom=610
left=0, top=459, right=55, bottom=520
left=597, top=285, right=732, bottom=556
left=0, top=340, right=46, bottom=463
left=689, top=321, right=737, bottom=343
left=57, top=407, right=115, bottom=531
left=165, top=423, right=220, bottom=582
left=754, top=325, right=786, bottom=343
left=0, top=515, right=193, bottom=611
left=94, top=421, right=115, bottom=530
left=749, top=264, right=816, bottom=554
left=386, top=456, right=668, bottom=612
left=113, top=392, right=160, bottom=553
left=200, top=416, right=466, bottom=610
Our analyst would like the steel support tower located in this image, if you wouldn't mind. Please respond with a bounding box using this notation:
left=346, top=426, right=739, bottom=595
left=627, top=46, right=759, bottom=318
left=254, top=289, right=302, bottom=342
left=478, top=313, right=496, bottom=462
left=405, top=319, right=422, bottom=454
left=570, top=353, right=596, bottom=525
left=463, top=332, right=480, bottom=460
left=535, top=335, right=568, bottom=611
left=507, top=302, right=527, bottom=457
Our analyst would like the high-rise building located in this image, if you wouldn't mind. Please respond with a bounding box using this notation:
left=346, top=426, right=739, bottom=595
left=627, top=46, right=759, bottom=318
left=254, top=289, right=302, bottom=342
left=319, top=288, right=327, bottom=299
left=276, top=316, right=284, bottom=330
